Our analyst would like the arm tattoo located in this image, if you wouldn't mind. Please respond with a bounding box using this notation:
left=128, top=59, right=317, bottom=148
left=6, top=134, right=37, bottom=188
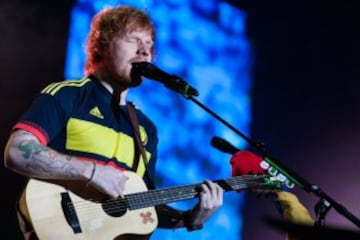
left=18, top=139, right=81, bottom=178
left=19, top=140, right=48, bottom=159
left=26, top=158, right=80, bottom=178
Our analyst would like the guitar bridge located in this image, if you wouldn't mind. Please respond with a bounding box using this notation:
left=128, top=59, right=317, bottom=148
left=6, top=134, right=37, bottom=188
left=61, top=192, right=82, bottom=234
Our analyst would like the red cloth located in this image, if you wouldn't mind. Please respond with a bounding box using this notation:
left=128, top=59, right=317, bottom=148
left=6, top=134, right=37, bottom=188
left=230, top=151, right=264, bottom=176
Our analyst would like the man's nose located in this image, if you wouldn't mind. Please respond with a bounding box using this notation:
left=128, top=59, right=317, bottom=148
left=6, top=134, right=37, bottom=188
left=137, top=43, right=150, bottom=57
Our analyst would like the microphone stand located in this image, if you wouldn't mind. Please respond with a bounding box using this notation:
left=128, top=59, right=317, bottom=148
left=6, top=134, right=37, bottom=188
left=184, top=94, right=360, bottom=228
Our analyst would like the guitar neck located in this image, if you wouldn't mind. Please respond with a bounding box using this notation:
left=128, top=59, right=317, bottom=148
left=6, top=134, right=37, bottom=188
left=125, top=175, right=270, bottom=210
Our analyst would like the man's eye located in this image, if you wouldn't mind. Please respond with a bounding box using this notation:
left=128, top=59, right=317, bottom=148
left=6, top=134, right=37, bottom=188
left=124, top=36, right=137, bottom=43
left=127, top=38, right=137, bottom=43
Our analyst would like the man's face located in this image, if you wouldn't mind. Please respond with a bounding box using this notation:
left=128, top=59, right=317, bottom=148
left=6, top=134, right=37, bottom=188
left=105, top=29, right=153, bottom=87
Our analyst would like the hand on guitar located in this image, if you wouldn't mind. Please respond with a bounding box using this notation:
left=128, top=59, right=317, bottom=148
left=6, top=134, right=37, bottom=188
left=186, top=180, right=224, bottom=229
left=87, top=163, right=129, bottom=198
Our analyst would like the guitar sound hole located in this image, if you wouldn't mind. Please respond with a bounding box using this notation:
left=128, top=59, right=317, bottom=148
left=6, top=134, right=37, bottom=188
left=102, top=197, right=128, bottom=217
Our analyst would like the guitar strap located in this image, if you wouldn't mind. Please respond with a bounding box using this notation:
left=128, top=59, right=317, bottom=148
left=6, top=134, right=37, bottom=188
left=126, top=102, right=155, bottom=190
left=127, top=102, right=198, bottom=230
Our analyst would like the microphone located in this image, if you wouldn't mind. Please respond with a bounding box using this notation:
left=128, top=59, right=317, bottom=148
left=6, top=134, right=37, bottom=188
left=131, top=62, right=199, bottom=97
left=210, top=136, right=239, bottom=154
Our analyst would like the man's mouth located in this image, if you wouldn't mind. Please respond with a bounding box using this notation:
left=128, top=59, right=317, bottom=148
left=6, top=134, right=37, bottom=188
left=130, top=57, right=148, bottom=64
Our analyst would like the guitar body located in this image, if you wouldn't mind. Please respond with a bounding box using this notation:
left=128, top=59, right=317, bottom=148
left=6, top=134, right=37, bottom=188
left=21, top=169, right=274, bottom=239
left=24, top=171, right=157, bottom=240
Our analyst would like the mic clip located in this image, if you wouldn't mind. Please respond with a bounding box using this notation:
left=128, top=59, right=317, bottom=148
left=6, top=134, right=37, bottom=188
left=164, top=75, right=199, bottom=98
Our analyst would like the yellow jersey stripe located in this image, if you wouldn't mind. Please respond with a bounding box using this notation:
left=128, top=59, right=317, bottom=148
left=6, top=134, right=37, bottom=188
left=41, top=78, right=90, bottom=95
left=49, top=78, right=90, bottom=96
left=66, top=118, right=151, bottom=176
left=41, top=82, right=60, bottom=94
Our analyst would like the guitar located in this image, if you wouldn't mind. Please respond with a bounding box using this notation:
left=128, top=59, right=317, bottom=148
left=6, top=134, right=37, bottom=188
left=21, top=171, right=279, bottom=239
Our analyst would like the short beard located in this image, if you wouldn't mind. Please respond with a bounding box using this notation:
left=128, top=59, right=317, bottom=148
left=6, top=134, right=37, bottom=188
left=104, top=63, right=143, bottom=90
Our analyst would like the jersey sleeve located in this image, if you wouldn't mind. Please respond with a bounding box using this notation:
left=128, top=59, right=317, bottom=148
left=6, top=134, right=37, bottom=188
left=13, top=84, right=76, bottom=145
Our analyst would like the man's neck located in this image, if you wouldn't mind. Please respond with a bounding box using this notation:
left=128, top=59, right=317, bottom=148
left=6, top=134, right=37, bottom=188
left=92, top=71, right=128, bottom=105
left=99, top=80, right=128, bottom=106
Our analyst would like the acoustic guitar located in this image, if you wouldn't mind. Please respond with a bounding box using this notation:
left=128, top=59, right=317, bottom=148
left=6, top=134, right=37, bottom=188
left=21, top=170, right=279, bottom=239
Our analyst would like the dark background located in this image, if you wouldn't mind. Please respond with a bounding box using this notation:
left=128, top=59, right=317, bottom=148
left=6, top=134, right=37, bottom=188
left=242, top=1, right=360, bottom=239
left=0, top=1, right=74, bottom=238
left=1, top=1, right=360, bottom=239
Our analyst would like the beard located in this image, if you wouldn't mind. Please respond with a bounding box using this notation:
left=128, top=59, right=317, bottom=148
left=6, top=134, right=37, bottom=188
left=104, top=61, right=144, bottom=90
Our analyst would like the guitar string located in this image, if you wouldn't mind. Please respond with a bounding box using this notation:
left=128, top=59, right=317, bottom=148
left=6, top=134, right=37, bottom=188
left=64, top=183, right=273, bottom=222
left=69, top=175, right=268, bottom=211
left=63, top=179, right=273, bottom=219
left=68, top=175, right=265, bottom=210
left=64, top=182, right=272, bottom=221
left=63, top=184, right=248, bottom=219
left=67, top=176, right=269, bottom=211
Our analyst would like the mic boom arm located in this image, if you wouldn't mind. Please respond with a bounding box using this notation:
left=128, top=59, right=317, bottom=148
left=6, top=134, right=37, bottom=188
left=132, top=61, right=360, bottom=228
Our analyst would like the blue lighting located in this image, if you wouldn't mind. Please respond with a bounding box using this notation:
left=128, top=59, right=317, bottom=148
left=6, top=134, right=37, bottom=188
left=65, top=1, right=251, bottom=239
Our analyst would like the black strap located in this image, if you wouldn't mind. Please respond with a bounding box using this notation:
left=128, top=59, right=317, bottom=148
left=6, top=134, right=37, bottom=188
left=126, top=102, right=155, bottom=189
left=108, top=86, right=142, bottom=175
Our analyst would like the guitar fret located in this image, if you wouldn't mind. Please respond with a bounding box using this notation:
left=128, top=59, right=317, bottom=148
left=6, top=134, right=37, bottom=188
left=100, top=175, right=269, bottom=212
left=125, top=175, right=269, bottom=210
left=127, top=185, right=199, bottom=210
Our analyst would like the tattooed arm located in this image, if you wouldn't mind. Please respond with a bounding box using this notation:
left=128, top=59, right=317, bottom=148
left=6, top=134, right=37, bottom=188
left=4, top=130, right=92, bottom=180
left=4, top=130, right=128, bottom=198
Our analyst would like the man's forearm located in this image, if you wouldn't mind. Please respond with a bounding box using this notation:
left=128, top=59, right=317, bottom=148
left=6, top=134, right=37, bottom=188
left=5, top=130, right=92, bottom=181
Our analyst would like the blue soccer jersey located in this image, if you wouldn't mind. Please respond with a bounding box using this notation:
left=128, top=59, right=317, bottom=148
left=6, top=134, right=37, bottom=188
left=13, top=76, right=158, bottom=178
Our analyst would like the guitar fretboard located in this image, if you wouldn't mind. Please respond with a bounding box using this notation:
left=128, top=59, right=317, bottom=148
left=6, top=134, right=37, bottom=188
left=122, top=175, right=271, bottom=210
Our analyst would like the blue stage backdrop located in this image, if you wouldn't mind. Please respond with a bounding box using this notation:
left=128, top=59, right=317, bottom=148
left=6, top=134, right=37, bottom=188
left=65, top=0, right=252, bottom=239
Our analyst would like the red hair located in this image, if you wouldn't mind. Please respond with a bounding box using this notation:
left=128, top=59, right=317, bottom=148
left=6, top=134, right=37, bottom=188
left=84, top=6, right=155, bottom=75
